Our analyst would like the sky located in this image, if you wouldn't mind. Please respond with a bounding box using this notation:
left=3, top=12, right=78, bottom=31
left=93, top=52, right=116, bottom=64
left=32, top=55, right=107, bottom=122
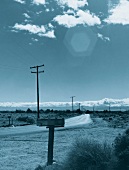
left=0, top=0, right=129, bottom=103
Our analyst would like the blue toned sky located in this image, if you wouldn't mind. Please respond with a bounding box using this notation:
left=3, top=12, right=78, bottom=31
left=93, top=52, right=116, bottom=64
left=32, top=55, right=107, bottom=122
left=0, top=0, right=129, bottom=103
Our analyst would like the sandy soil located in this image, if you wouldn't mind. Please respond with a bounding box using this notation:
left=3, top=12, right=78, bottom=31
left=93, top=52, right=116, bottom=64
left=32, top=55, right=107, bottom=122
left=91, top=112, right=129, bottom=128
left=0, top=116, right=126, bottom=170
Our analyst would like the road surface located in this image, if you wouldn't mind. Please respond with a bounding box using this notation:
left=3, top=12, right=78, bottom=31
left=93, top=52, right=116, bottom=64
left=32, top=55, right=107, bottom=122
left=0, top=114, right=92, bottom=137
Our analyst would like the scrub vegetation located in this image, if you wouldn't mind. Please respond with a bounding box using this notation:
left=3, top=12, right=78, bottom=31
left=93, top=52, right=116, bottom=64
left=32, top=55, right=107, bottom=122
left=0, top=111, right=128, bottom=170
left=35, top=128, right=129, bottom=170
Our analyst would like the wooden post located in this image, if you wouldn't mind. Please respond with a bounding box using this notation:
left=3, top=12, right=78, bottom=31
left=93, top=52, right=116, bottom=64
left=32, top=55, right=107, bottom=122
left=37, top=118, right=65, bottom=166
left=47, top=126, right=54, bottom=165
left=11, top=117, right=13, bottom=125
left=8, top=116, right=11, bottom=126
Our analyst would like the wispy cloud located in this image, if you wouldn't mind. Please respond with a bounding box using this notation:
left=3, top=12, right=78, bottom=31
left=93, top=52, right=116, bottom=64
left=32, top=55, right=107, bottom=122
left=23, top=13, right=31, bottom=19
left=31, top=38, right=39, bottom=42
left=54, top=10, right=101, bottom=28
left=13, top=23, right=46, bottom=34
left=33, top=0, right=45, bottom=5
left=13, top=23, right=55, bottom=38
left=105, top=0, right=129, bottom=25
left=98, top=33, right=110, bottom=42
left=14, top=0, right=25, bottom=4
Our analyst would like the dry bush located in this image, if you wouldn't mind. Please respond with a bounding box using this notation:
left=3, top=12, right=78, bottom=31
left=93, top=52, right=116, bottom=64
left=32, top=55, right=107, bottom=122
left=114, top=128, right=129, bottom=170
left=16, top=116, right=35, bottom=124
left=35, top=129, right=129, bottom=170
left=35, top=164, right=61, bottom=170
left=62, top=138, right=115, bottom=170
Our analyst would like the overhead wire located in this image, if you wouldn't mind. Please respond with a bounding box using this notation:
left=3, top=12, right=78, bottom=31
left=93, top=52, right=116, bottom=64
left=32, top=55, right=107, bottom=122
left=0, top=64, right=27, bottom=71
left=0, top=1, right=67, bottom=102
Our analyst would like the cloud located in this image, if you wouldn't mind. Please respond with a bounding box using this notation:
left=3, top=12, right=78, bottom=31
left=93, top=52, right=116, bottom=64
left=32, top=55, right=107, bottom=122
left=23, top=13, right=31, bottom=19
left=77, top=10, right=101, bottom=25
left=13, top=23, right=46, bottom=34
left=14, top=0, right=25, bottom=4
left=48, top=23, right=54, bottom=29
left=36, top=11, right=42, bottom=15
left=33, top=0, right=45, bottom=5
left=1, top=98, right=129, bottom=109
left=39, top=30, right=56, bottom=38
left=105, top=0, right=129, bottom=25
left=54, top=10, right=101, bottom=28
left=54, top=14, right=79, bottom=28
left=57, top=0, right=88, bottom=10
left=45, top=8, right=50, bottom=12
left=31, top=38, right=39, bottom=42
left=13, top=23, right=55, bottom=38
left=98, top=33, right=110, bottom=42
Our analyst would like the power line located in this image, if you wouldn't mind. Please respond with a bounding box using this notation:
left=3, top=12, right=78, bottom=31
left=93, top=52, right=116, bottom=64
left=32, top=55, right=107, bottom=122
left=0, top=64, right=28, bottom=71
left=30, top=64, right=44, bottom=119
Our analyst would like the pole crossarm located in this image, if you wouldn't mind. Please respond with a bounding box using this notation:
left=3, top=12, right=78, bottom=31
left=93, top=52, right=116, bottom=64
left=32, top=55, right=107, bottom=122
left=31, top=71, right=44, bottom=74
left=38, top=71, right=44, bottom=73
left=31, top=71, right=37, bottom=73
left=70, top=96, right=75, bottom=98
left=30, top=64, right=44, bottom=69
left=38, top=64, right=44, bottom=67
left=30, top=66, right=37, bottom=69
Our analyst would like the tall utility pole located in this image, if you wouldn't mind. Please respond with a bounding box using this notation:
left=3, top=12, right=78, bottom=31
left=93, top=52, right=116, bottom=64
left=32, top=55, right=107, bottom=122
left=30, top=64, right=44, bottom=119
left=109, top=103, right=111, bottom=112
left=70, top=96, right=75, bottom=112
left=93, top=104, right=95, bottom=113
left=79, top=103, right=81, bottom=111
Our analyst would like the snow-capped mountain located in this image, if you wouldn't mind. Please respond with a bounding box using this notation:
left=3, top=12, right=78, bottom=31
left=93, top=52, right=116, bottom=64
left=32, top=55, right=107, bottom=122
left=0, top=98, right=129, bottom=111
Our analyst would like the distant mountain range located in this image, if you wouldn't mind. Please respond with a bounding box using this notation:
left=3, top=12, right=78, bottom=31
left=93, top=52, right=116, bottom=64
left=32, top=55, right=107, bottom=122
left=0, top=98, right=129, bottom=111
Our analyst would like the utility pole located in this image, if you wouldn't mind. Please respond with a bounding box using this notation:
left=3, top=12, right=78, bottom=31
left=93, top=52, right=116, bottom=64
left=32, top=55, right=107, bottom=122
left=109, top=103, right=111, bottom=112
left=79, top=103, right=81, bottom=111
left=120, top=106, right=121, bottom=112
left=93, top=105, right=95, bottom=113
left=30, top=64, right=44, bottom=119
left=70, top=96, right=75, bottom=112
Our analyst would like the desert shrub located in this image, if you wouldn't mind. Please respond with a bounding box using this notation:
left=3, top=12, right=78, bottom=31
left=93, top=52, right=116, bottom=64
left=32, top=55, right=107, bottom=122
left=26, top=117, right=35, bottom=124
left=26, top=108, right=33, bottom=113
left=16, top=116, right=35, bottom=124
left=35, top=164, right=61, bottom=170
left=114, top=128, right=129, bottom=169
left=35, top=165, right=44, bottom=170
left=62, top=138, right=114, bottom=170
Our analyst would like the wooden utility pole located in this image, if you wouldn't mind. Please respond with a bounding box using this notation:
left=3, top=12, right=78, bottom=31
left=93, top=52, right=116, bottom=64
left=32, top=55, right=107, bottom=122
left=79, top=103, right=81, bottom=111
left=30, top=64, right=44, bottom=119
left=93, top=104, right=95, bottom=113
left=70, top=96, right=75, bottom=111
left=109, top=103, right=111, bottom=112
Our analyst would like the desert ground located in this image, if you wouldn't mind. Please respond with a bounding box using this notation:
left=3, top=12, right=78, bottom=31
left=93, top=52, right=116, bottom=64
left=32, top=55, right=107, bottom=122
left=0, top=112, right=128, bottom=170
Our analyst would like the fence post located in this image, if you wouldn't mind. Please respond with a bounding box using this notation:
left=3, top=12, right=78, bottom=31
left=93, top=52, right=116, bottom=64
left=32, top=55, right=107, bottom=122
left=8, top=116, right=11, bottom=126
